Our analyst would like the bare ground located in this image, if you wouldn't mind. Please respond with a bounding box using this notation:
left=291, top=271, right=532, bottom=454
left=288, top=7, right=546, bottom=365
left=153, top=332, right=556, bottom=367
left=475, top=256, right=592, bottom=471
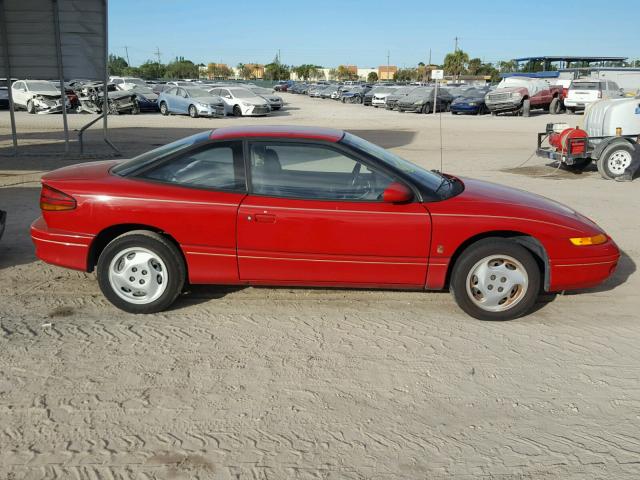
left=0, top=95, right=639, bottom=479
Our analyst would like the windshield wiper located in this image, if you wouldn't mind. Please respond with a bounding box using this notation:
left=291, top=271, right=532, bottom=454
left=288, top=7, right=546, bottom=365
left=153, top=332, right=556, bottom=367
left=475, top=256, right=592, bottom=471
left=434, top=175, right=453, bottom=195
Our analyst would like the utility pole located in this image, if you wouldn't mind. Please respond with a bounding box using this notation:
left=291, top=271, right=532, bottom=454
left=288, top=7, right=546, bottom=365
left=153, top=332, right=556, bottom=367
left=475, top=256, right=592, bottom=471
left=386, top=50, right=390, bottom=82
left=123, top=45, right=130, bottom=66
left=454, top=36, right=460, bottom=52
left=154, top=47, right=162, bottom=64
left=154, top=47, right=162, bottom=79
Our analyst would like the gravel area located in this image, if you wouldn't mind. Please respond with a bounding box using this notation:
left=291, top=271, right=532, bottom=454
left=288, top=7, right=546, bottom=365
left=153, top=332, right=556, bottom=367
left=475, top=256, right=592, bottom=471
left=0, top=95, right=639, bottom=479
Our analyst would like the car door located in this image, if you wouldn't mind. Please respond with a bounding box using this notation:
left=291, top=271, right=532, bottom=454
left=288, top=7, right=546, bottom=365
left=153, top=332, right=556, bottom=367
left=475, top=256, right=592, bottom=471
left=174, top=88, right=189, bottom=113
left=131, top=140, right=246, bottom=284
left=11, top=81, right=26, bottom=107
left=219, top=89, right=233, bottom=113
left=237, top=140, right=431, bottom=287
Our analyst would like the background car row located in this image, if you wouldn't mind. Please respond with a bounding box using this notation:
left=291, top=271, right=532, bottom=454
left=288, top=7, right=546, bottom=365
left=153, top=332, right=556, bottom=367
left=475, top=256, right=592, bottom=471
left=2, top=78, right=285, bottom=118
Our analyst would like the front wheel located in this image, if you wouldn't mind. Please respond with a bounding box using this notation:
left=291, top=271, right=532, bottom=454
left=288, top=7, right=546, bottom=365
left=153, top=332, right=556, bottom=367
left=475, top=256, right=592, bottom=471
left=520, top=99, right=531, bottom=117
left=233, top=105, right=242, bottom=117
left=598, top=142, right=635, bottom=179
left=159, top=101, right=169, bottom=115
left=27, top=100, right=36, bottom=114
left=421, top=103, right=431, bottom=114
left=450, top=239, right=541, bottom=321
left=97, top=231, right=186, bottom=314
left=189, top=104, right=198, bottom=118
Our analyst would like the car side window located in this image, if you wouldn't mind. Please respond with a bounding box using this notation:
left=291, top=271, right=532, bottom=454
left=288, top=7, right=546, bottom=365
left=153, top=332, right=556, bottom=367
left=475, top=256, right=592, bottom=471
left=220, top=89, right=230, bottom=98
left=137, top=141, right=245, bottom=192
left=249, top=142, right=396, bottom=201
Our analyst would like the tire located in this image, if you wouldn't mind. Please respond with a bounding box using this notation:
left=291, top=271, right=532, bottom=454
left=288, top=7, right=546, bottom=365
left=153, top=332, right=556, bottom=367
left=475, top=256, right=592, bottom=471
left=97, top=230, right=186, bottom=314
left=450, top=238, right=541, bottom=321
left=520, top=99, right=531, bottom=117
left=421, top=103, right=431, bottom=114
left=355, top=96, right=362, bottom=104
left=233, top=105, right=242, bottom=117
left=188, top=104, right=198, bottom=118
left=108, top=100, right=119, bottom=115
left=130, top=100, right=140, bottom=115
left=159, top=101, right=169, bottom=115
left=549, top=97, right=560, bottom=115
left=598, top=142, right=635, bottom=179
left=26, top=100, right=36, bottom=114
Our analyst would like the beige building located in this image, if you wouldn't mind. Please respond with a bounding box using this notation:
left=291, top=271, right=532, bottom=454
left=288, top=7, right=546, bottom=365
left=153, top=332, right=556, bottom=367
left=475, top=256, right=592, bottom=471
left=378, top=65, right=398, bottom=81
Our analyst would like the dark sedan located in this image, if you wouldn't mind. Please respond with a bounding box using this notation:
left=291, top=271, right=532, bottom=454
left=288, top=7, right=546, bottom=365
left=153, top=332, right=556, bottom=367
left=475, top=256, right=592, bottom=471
left=397, top=87, right=453, bottom=113
left=450, top=87, right=491, bottom=115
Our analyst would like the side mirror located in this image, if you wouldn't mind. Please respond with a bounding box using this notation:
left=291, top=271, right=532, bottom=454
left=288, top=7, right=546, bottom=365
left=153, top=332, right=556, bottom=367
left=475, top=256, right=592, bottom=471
left=225, top=94, right=232, bottom=99
left=383, top=182, right=413, bottom=203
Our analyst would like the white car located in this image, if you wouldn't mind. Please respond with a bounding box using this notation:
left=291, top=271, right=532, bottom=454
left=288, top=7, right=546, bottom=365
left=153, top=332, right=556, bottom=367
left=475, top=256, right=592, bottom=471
left=11, top=80, right=67, bottom=114
left=371, top=88, right=397, bottom=107
left=246, top=86, right=284, bottom=110
left=208, top=86, right=271, bottom=116
left=565, top=79, right=625, bottom=113
left=109, top=76, right=147, bottom=90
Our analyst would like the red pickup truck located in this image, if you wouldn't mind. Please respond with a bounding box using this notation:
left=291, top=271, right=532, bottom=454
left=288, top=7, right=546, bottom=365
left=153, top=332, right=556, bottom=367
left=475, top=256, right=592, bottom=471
left=485, top=77, right=564, bottom=116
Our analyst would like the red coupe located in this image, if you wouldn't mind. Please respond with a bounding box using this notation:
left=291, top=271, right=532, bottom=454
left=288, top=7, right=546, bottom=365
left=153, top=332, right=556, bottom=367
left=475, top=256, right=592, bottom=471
left=31, top=126, right=620, bottom=320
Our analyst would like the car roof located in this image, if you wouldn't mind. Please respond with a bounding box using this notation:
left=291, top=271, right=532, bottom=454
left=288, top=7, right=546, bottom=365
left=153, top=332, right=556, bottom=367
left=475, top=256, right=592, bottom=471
left=210, top=125, right=344, bottom=143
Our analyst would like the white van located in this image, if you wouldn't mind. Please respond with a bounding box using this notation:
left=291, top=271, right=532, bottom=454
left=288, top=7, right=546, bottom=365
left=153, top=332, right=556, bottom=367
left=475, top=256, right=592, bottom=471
left=565, top=79, right=625, bottom=113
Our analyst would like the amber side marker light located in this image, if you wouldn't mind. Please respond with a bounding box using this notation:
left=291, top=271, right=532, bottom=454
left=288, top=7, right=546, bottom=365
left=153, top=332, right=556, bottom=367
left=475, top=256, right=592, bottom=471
left=570, top=234, right=608, bottom=246
left=40, top=185, right=77, bottom=211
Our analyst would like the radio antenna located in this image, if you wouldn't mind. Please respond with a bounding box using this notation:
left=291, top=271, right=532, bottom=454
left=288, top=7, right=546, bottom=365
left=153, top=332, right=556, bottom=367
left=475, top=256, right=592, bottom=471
left=439, top=107, right=444, bottom=172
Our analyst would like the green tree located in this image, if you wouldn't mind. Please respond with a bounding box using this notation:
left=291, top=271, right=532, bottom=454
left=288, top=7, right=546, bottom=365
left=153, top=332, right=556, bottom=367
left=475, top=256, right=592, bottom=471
left=138, top=60, right=166, bottom=79
left=237, top=63, right=254, bottom=80
left=108, top=54, right=129, bottom=76
left=443, top=49, right=470, bottom=79
left=328, top=68, right=338, bottom=80
left=165, top=57, right=199, bottom=79
left=264, top=55, right=290, bottom=80
left=497, top=60, right=518, bottom=73
left=394, top=68, right=418, bottom=82
left=207, top=63, right=233, bottom=79
left=293, top=64, right=322, bottom=81
left=367, top=71, right=378, bottom=83
left=467, top=58, right=482, bottom=75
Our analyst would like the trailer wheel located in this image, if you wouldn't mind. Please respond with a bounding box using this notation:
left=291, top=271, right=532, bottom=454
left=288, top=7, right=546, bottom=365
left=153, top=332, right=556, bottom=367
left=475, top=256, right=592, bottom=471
left=598, top=142, right=635, bottom=179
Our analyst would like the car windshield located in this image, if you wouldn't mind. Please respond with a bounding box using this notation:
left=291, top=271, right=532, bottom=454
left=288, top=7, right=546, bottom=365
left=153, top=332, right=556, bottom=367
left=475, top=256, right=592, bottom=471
left=394, top=86, right=418, bottom=95
left=231, top=89, right=260, bottom=99
left=341, top=133, right=443, bottom=192
left=25, top=81, right=59, bottom=92
left=406, top=87, right=432, bottom=98
left=462, top=88, right=485, bottom=97
left=571, top=82, right=600, bottom=90
left=113, top=132, right=211, bottom=176
left=125, top=78, right=147, bottom=87
left=250, top=87, right=273, bottom=95
left=130, top=85, right=154, bottom=94
left=186, top=88, right=214, bottom=98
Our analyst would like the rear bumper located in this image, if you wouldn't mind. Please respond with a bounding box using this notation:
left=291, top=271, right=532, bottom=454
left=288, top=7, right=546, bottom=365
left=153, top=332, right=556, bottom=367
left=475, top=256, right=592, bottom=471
left=31, top=217, right=94, bottom=271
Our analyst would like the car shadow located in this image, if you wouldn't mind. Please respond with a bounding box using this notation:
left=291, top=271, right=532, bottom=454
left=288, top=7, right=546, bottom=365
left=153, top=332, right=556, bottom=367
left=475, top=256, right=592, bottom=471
left=0, top=186, right=40, bottom=270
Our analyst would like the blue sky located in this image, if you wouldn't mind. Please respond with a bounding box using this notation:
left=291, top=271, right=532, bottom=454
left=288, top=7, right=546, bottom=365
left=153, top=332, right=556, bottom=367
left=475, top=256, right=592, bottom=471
left=109, top=0, right=639, bottom=68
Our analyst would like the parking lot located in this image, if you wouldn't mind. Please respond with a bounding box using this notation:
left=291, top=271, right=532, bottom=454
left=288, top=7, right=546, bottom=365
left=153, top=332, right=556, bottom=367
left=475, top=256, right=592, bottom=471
left=1, top=93, right=640, bottom=479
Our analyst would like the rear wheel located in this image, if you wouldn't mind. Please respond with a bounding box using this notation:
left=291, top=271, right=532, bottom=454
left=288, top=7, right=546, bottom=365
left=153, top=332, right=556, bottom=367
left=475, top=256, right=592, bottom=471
left=97, top=231, right=186, bottom=314
left=549, top=97, right=560, bottom=114
left=233, top=105, right=242, bottom=117
left=450, top=239, right=541, bottom=321
left=598, top=142, right=635, bottom=179
left=159, top=101, right=169, bottom=115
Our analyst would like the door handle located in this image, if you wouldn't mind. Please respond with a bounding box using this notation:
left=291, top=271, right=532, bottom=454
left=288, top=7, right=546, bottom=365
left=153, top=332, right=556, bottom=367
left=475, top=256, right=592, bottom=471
left=254, top=213, right=276, bottom=223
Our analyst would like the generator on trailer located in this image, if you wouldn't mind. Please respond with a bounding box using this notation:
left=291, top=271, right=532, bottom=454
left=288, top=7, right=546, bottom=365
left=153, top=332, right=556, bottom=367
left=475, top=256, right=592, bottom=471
left=536, top=96, right=640, bottom=179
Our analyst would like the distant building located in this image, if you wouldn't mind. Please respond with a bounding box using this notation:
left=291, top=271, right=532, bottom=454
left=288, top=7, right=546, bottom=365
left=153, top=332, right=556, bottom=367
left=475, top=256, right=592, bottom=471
left=378, top=65, right=398, bottom=81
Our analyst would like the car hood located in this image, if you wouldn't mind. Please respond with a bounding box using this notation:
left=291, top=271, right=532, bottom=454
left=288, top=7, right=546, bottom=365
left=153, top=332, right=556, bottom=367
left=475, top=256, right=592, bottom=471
left=193, top=96, right=222, bottom=104
left=29, top=90, right=62, bottom=98
left=438, top=177, right=603, bottom=234
left=135, top=92, right=158, bottom=101
left=242, top=98, right=269, bottom=105
left=488, top=87, right=524, bottom=95
left=453, top=96, right=484, bottom=103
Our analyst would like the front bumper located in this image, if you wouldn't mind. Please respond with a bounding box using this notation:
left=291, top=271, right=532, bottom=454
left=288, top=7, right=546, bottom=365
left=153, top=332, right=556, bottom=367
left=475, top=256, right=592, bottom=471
left=197, top=104, right=225, bottom=117
left=244, top=105, right=271, bottom=116
left=450, top=103, right=480, bottom=113
left=397, top=104, right=422, bottom=112
left=486, top=101, right=520, bottom=113
left=549, top=247, right=620, bottom=292
left=31, top=217, right=94, bottom=271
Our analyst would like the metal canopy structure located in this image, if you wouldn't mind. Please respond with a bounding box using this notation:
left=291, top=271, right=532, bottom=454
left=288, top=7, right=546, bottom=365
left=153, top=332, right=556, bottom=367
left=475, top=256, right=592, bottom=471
left=513, top=56, right=628, bottom=71
left=0, top=0, right=116, bottom=155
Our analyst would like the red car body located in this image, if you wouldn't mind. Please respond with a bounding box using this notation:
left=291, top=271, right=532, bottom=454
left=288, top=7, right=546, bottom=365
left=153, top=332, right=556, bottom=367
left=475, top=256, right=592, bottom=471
left=31, top=126, right=619, bottom=315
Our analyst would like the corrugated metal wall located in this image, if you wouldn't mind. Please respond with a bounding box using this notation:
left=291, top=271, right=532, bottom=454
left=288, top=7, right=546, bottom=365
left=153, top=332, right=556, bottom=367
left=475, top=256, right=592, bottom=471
left=0, top=0, right=106, bottom=80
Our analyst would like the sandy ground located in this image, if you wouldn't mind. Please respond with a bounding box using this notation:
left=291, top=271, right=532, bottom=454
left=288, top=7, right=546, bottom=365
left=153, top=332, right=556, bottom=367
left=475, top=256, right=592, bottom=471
left=0, top=95, right=639, bottom=479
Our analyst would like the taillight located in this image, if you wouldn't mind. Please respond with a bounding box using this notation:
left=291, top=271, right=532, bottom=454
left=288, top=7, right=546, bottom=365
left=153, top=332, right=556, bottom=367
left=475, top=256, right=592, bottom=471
left=40, top=184, right=76, bottom=211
